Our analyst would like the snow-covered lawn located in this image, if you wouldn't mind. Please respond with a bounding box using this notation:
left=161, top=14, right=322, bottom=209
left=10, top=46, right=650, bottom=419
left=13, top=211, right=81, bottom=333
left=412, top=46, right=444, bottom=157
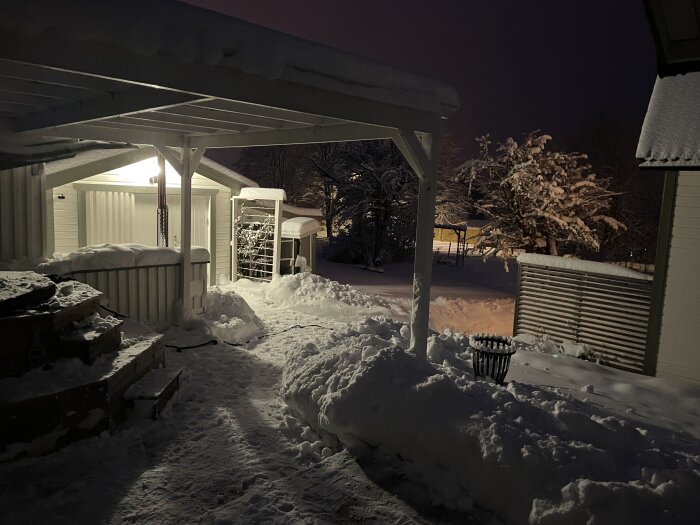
left=1, top=273, right=698, bottom=524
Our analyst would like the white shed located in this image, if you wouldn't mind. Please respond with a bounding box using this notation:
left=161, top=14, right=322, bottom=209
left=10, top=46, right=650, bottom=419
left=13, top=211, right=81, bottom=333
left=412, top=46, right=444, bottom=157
left=43, top=146, right=257, bottom=285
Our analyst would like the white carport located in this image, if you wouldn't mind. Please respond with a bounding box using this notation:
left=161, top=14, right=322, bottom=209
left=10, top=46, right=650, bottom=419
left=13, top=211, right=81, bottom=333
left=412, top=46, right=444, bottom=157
left=0, top=0, right=459, bottom=358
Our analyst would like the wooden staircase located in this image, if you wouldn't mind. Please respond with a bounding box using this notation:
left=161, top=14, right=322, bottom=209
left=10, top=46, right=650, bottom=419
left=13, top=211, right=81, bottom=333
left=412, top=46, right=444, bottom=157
left=0, top=272, right=177, bottom=461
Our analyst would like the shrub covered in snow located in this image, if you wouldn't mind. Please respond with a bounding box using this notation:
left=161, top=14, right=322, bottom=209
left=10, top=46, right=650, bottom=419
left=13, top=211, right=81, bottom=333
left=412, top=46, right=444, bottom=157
left=282, top=317, right=700, bottom=524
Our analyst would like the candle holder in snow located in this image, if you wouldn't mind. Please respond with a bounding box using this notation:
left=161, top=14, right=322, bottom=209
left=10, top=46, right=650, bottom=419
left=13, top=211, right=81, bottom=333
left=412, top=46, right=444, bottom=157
left=469, top=334, right=515, bottom=385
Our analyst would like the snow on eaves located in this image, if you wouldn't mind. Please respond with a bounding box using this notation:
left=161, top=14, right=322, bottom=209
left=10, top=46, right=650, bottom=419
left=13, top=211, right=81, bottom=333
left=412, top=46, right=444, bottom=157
left=2, top=0, right=458, bottom=116
left=517, top=254, right=653, bottom=281
left=637, top=72, right=700, bottom=167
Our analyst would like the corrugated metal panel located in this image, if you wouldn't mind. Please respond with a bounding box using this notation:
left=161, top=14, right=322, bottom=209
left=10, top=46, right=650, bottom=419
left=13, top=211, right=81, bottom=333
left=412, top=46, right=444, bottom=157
left=514, top=263, right=652, bottom=373
left=0, top=164, right=46, bottom=261
left=67, top=261, right=208, bottom=329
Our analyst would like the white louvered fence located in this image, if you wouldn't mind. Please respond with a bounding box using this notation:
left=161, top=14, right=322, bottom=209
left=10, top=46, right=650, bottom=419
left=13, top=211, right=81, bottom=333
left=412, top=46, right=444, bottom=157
left=514, top=261, right=653, bottom=373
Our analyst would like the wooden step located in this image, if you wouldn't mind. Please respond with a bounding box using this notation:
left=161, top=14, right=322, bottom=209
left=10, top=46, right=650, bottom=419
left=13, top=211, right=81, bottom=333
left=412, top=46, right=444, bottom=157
left=124, top=368, right=182, bottom=420
left=0, top=271, right=57, bottom=316
left=0, top=329, right=164, bottom=461
left=58, top=316, right=123, bottom=364
left=0, top=281, right=102, bottom=378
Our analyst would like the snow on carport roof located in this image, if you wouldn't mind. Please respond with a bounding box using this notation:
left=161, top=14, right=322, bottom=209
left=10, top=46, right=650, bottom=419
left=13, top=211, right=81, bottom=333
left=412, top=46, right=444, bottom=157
left=0, top=0, right=458, bottom=116
left=637, top=72, right=700, bottom=168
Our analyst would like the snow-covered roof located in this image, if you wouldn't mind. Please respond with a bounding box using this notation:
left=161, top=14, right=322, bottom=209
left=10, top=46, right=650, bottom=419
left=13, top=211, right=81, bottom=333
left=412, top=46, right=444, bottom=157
left=237, top=188, right=287, bottom=201
left=1, top=0, right=457, bottom=116
left=281, top=217, right=322, bottom=238
left=517, top=254, right=653, bottom=281
left=44, top=146, right=257, bottom=188
left=637, top=72, right=700, bottom=167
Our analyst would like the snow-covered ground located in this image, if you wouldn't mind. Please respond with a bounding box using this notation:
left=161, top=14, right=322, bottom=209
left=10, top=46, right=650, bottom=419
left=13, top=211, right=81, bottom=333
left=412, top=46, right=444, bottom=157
left=317, top=252, right=516, bottom=336
left=1, top=272, right=698, bottom=524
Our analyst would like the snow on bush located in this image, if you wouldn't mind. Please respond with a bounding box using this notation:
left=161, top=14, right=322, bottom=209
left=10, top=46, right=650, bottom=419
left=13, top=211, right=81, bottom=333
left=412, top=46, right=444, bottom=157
left=254, top=273, right=392, bottom=315
left=282, top=317, right=700, bottom=525
left=201, top=286, right=264, bottom=344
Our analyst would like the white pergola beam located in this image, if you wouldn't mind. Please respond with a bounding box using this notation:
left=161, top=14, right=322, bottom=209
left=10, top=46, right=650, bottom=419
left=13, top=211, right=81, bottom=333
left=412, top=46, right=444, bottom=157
left=0, top=29, right=445, bottom=133
left=190, top=123, right=395, bottom=149
left=392, top=129, right=432, bottom=181
left=38, top=124, right=184, bottom=146
left=154, top=145, right=183, bottom=174
left=13, top=88, right=208, bottom=134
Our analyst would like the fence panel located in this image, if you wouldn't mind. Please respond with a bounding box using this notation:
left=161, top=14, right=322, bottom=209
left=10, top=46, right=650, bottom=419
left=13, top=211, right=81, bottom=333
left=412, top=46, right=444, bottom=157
left=64, top=262, right=208, bottom=329
left=514, top=262, right=652, bottom=373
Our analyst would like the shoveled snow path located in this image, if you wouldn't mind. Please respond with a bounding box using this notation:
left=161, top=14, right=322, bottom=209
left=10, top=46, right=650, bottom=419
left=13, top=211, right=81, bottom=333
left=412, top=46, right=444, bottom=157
left=0, top=304, right=457, bottom=524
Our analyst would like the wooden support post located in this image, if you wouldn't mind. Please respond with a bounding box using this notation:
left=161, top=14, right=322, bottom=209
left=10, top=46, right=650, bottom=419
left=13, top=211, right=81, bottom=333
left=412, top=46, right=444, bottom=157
left=231, top=197, right=240, bottom=282
left=176, top=138, right=205, bottom=319
left=180, top=139, right=193, bottom=317
left=408, top=132, right=440, bottom=360
left=272, top=198, right=283, bottom=277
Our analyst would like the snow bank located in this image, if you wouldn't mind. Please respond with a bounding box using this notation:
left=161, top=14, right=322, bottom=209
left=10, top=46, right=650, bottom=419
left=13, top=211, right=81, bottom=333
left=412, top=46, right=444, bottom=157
left=517, top=254, right=652, bottom=281
left=237, top=273, right=392, bottom=317
left=283, top=317, right=700, bottom=524
left=201, top=286, right=264, bottom=344
left=37, top=244, right=210, bottom=275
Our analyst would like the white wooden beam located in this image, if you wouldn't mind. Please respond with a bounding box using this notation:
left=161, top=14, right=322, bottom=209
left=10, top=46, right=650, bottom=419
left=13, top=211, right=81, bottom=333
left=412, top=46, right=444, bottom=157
left=154, top=145, right=183, bottom=175
left=13, top=88, right=208, bottom=134
left=407, top=133, right=441, bottom=360
left=36, top=124, right=184, bottom=146
left=45, top=146, right=155, bottom=189
left=0, top=30, right=446, bottom=133
left=190, top=123, right=395, bottom=149
left=392, top=129, right=432, bottom=181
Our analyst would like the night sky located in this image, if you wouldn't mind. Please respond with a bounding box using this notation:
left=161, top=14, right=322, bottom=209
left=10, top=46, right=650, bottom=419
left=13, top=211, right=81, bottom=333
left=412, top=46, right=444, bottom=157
left=183, top=0, right=658, bottom=152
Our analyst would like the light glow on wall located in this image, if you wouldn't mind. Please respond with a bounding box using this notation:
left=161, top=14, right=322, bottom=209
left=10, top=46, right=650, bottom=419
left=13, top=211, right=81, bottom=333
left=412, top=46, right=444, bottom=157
left=108, top=156, right=182, bottom=187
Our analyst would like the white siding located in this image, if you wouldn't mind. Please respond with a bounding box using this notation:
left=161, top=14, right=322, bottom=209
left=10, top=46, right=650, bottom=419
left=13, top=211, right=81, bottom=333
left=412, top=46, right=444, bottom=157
left=0, top=165, right=47, bottom=261
left=51, top=170, right=234, bottom=280
left=657, top=172, right=700, bottom=383
left=52, top=185, right=79, bottom=255
left=215, top=188, right=231, bottom=283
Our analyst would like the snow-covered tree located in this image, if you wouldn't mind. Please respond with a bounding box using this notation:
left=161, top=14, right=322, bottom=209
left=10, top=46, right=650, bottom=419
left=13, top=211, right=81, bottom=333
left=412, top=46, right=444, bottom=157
left=468, top=133, right=625, bottom=260
left=334, top=140, right=417, bottom=266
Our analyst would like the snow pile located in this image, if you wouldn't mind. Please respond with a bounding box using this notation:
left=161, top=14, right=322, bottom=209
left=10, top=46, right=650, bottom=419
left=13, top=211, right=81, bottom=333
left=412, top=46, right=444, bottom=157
left=236, top=273, right=392, bottom=317
left=38, top=244, right=210, bottom=275
left=283, top=317, right=700, bottom=525
left=63, top=313, right=121, bottom=341
left=201, top=286, right=264, bottom=344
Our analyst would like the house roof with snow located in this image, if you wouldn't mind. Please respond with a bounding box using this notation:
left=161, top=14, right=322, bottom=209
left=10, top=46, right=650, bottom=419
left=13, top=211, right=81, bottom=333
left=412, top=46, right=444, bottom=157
left=637, top=72, right=700, bottom=168
left=43, top=146, right=258, bottom=190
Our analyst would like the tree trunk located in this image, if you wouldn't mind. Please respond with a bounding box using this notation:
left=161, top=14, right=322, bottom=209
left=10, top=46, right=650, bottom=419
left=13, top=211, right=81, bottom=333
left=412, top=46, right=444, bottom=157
left=548, top=235, right=558, bottom=256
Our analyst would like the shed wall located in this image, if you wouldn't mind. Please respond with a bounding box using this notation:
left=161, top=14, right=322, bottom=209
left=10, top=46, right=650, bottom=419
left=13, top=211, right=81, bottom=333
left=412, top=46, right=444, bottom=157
left=0, top=165, right=48, bottom=262
left=657, top=171, right=700, bottom=383
left=50, top=171, right=237, bottom=281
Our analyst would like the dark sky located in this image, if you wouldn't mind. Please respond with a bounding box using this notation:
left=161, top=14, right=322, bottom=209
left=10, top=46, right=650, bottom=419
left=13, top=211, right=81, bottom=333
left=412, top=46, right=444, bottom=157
left=184, top=0, right=657, bottom=151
